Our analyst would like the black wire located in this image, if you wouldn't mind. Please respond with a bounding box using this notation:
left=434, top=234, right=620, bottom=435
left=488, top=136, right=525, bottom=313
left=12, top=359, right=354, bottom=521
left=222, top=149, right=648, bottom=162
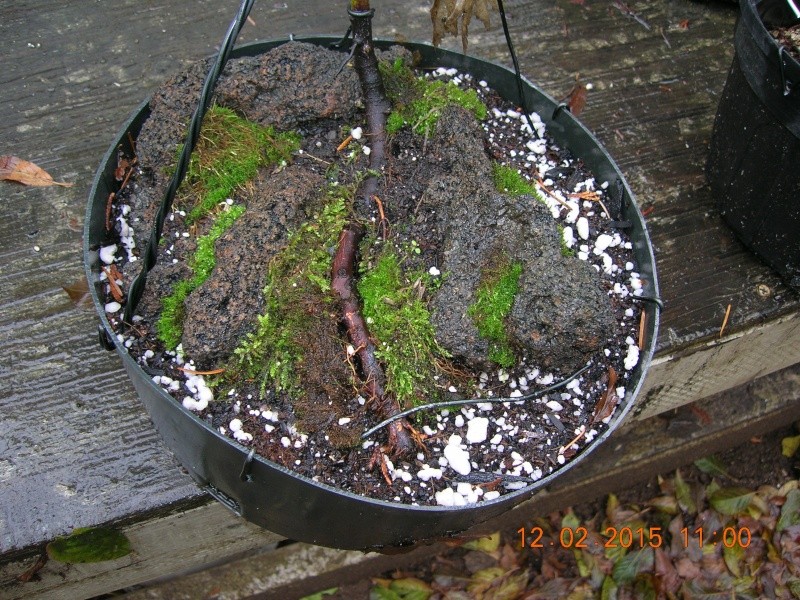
left=123, top=0, right=256, bottom=325
left=496, top=0, right=536, bottom=137
left=360, top=364, right=592, bottom=440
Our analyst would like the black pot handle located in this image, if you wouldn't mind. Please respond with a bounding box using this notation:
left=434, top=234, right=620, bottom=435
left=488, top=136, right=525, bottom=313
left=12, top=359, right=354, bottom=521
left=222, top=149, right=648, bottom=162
left=122, top=0, right=256, bottom=325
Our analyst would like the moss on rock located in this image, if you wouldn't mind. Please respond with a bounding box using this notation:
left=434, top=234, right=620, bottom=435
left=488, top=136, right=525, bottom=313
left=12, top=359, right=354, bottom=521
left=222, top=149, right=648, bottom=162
left=380, top=57, right=487, bottom=137
left=357, top=246, right=449, bottom=409
left=467, top=254, right=523, bottom=368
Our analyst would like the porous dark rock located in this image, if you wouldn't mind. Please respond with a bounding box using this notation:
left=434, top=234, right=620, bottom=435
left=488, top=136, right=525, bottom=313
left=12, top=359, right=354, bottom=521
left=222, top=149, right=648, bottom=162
left=132, top=42, right=360, bottom=241
left=180, top=166, right=325, bottom=368
left=214, top=41, right=361, bottom=129
left=427, top=107, right=616, bottom=373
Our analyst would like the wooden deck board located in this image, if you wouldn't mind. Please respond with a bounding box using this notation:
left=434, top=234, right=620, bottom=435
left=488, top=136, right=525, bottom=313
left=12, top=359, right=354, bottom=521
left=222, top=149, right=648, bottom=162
left=1, top=0, right=798, bottom=595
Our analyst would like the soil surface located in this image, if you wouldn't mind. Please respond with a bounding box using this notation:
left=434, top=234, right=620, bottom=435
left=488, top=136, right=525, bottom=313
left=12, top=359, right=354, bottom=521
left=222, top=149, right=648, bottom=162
left=771, top=22, right=800, bottom=61
left=100, top=40, right=648, bottom=507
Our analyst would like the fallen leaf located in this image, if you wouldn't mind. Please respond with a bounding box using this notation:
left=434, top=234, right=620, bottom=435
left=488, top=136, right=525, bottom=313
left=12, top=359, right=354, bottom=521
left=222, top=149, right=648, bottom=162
left=781, top=435, right=800, bottom=458
left=612, top=547, right=653, bottom=584
left=777, top=489, right=800, bottom=532
left=464, top=532, right=501, bottom=552
left=694, top=456, right=731, bottom=480
left=723, top=542, right=744, bottom=577
left=653, top=547, right=681, bottom=596
left=675, top=556, right=700, bottom=579
left=674, top=470, right=697, bottom=514
left=709, top=487, right=755, bottom=516
left=62, top=276, right=94, bottom=310
left=299, top=589, right=338, bottom=600
left=592, top=368, right=619, bottom=424
left=566, top=82, right=587, bottom=116
left=0, top=155, right=73, bottom=187
left=678, top=19, right=690, bottom=29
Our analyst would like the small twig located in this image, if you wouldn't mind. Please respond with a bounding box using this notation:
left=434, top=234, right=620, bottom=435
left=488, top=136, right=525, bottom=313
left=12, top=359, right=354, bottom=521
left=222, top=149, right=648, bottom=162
left=535, top=177, right=571, bottom=209
left=660, top=27, right=672, bottom=48
left=177, top=366, right=226, bottom=376
left=612, top=0, right=651, bottom=30
left=637, top=310, right=646, bottom=350
left=373, top=194, right=389, bottom=239
left=559, top=425, right=586, bottom=455
left=299, top=152, right=331, bottom=166
left=105, top=192, right=115, bottom=232
left=569, top=190, right=611, bottom=219
left=102, top=266, right=124, bottom=303
left=336, top=134, right=353, bottom=152
left=719, top=303, right=732, bottom=338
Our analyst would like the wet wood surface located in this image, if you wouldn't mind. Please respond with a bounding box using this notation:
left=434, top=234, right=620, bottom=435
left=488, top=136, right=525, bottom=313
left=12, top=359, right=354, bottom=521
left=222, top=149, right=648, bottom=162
left=1, top=0, right=798, bottom=594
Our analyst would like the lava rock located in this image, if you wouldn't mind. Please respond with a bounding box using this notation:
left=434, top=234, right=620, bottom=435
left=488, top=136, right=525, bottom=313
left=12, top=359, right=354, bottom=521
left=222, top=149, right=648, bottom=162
left=214, top=41, right=361, bottom=129
left=427, top=107, right=616, bottom=373
left=180, top=166, right=325, bottom=367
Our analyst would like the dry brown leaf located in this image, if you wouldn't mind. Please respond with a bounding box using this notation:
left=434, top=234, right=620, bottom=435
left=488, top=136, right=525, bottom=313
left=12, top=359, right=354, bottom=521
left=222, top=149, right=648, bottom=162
left=431, top=0, right=498, bottom=52
left=0, top=155, right=73, bottom=187
left=653, top=548, right=682, bottom=596
left=591, top=367, right=619, bottom=424
left=565, top=82, right=587, bottom=116
left=62, top=276, right=93, bottom=309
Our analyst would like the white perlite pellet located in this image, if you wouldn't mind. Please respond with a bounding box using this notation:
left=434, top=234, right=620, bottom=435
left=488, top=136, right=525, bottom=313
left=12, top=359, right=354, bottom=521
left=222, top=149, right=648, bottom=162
left=465, top=417, right=489, bottom=444
left=443, top=435, right=471, bottom=475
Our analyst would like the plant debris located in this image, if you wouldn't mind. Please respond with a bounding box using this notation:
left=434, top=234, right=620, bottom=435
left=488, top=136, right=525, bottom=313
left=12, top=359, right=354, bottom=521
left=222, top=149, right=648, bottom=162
left=359, top=461, right=800, bottom=598
left=0, top=155, right=73, bottom=187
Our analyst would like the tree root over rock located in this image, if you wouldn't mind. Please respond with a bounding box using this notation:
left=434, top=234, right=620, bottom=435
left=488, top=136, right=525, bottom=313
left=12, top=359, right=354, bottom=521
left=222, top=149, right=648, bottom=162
left=331, top=225, right=417, bottom=457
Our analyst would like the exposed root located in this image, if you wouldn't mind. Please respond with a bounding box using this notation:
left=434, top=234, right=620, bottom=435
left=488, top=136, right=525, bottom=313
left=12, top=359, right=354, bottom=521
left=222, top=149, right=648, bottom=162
left=332, top=225, right=417, bottom=457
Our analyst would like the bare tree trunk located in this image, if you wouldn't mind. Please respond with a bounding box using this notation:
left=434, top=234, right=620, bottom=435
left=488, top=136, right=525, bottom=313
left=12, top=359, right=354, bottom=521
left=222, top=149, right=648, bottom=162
left=347, top=4, right=389, bottom=218
left=330, top=3, right=417, bottom=457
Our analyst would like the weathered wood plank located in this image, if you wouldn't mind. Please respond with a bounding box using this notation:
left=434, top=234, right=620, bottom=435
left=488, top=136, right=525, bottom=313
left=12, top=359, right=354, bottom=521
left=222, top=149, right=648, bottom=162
left=0, top=503, right=282, bottom=600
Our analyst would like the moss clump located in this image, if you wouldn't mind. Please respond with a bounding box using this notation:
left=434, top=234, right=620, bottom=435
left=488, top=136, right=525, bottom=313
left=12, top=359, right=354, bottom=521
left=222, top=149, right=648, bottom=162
left=157, top=204, right=246, bottom=349
left=380, top=58, right=487, bottom=137
left=229, top=192, right=348, bottom=396
left=468, top=255, right=523, bottom=367
left=46, top=527, right=131, bottom=564
left=492, top=163, right=541, bottom=199
left=181, top=106, right=300, bottom=223
left=357, top=249, right=448, bottom=408
left=557, top=224, right=575, bottom=258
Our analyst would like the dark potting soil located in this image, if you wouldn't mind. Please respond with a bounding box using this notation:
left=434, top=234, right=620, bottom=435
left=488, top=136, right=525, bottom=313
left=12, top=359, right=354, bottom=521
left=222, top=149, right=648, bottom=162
left=99, top=41, right=647, bottom=507
left=771, top=22, right=800, bottom=61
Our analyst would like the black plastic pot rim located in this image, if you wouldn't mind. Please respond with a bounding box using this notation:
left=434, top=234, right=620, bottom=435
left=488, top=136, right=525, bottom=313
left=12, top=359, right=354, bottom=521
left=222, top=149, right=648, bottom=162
left=737, top=0, right=800, bottom=136
left=84, top=35, right=661, bottom=549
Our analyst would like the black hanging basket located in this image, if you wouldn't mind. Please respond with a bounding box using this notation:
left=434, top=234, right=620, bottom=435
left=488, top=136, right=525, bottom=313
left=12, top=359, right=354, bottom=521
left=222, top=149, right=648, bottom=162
left=85, top=37, right=660, bottom=551
left=707, top=0, right=800, bottom=289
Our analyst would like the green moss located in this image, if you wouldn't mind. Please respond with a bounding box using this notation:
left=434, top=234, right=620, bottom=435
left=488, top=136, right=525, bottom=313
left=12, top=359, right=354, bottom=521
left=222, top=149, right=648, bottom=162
left=557, top=224, right=575, bottom=257
left=229, top=191, right=348, bottom=395
left=181, top=106, right=300, bottom=223
left=492, top=163, right=541, bottom=198
left=156, top=203, right=246, bottom=349
left=46, top=527, right=131, bottom=564
left=357, top=249, right=448, bottom=408
left=468, top=256, right=523, bottom=368
left=380, top=58, right=487, bottom=137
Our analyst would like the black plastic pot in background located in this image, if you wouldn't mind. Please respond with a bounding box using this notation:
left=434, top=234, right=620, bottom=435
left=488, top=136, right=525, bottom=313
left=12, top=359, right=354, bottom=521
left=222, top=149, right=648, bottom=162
left=85, top=37, right=660, bottom=551
left=707, top=0, right=800, bottom=289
